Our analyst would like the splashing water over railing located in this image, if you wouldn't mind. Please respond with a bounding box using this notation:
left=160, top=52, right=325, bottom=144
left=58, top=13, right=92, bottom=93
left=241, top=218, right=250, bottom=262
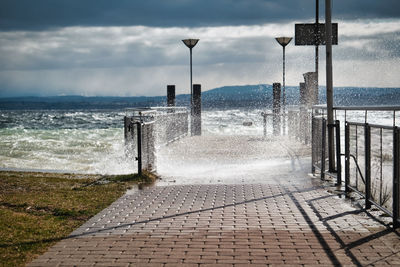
left=124, top=107, right=189, bottom=173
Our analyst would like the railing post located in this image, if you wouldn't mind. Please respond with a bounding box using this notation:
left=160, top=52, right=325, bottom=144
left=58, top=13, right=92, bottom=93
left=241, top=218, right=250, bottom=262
left=393, top=127, right=400, bottom=228
left=311, top=116, right=315, bottom=173
left=365, top=123, right=372, bottom=209
left=263, top=113, right=267, bottom=137
left=345, top=121, right=350, bottom=195
left=328, top=123, right=336, bottom=172
left=136, top=122, right=142, bottom=176
left=335, top=120, right=342, bottom=185
left=321, top=118, right=326, bottom=180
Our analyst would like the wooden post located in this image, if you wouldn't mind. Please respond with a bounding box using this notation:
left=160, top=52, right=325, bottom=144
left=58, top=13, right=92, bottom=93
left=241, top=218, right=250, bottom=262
left=273, top=83, right=281, bottom=135
left=167, top=85, right=175, bottom=107
left=192, top=84, right=201, bottom=136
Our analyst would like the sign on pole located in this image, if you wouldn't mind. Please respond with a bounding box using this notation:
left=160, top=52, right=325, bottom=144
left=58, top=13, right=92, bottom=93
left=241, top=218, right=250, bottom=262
left=295, top=23, right=338, bottom=46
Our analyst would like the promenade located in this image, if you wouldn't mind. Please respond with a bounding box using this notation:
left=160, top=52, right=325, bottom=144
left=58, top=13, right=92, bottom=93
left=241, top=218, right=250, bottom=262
left=28, top=136, right=400, bottom=266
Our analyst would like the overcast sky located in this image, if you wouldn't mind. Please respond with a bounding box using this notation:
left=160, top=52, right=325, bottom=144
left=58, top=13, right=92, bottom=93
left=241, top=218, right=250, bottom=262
left=0, top=0, right=399, bottom=97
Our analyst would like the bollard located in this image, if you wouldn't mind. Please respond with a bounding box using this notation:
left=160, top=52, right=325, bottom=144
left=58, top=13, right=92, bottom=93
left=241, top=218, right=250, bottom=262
left=273, top=83, right=281, bottom=136
left=192, top=84, right=201, bottom=136
left=167, top=85, right=175, bottom=107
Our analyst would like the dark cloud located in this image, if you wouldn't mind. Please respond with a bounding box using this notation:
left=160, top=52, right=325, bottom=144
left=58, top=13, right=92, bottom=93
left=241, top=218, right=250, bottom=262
left=1, top=0, right=399, bottom=31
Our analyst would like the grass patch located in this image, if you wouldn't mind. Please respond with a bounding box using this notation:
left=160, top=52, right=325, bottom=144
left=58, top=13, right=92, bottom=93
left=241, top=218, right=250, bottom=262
left=0, top=170, right=156, bottom=267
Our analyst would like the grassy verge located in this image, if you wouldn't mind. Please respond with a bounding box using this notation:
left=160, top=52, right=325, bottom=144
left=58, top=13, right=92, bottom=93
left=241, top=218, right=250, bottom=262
left=0, top=170, right=156, bottom=267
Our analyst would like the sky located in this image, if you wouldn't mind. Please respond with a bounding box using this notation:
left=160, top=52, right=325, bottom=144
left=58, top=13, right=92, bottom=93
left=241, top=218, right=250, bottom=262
left=0, top=0, right=399, bottom=97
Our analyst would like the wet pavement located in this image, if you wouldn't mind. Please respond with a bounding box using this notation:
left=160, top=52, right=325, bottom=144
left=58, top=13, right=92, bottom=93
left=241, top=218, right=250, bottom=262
left=157, top=136, right=312, bottom=185
left=28, top=136, right=400, bottom=266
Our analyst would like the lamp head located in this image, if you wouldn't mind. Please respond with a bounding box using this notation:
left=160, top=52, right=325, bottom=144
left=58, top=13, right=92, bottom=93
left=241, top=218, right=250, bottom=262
left=182, top=39, right=199, bottom=49
left=275, top=37, right=292, bottom=47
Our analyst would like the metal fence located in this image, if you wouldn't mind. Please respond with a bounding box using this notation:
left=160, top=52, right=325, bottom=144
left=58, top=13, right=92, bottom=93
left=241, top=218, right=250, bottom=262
left=311, top=116, right=341, bottom=182
left=124, top=107, right=189, bottom=174
left=345, top=121, right=399, bottom=228
left=311, top=105, right=400, bottom=228
left=124, top=117, right=156, bottom=174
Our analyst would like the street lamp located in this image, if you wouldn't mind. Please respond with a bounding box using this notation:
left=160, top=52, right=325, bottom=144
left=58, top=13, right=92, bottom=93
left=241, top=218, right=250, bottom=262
left=182, top=39, right=199, bottom=116
left=275, top=37, right=292, bottom=116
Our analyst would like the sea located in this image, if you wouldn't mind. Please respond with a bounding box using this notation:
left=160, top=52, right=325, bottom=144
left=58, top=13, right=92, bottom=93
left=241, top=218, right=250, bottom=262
left=0, top=108, right=270, bottom=174
left=0, top=106, right=398, bottom=175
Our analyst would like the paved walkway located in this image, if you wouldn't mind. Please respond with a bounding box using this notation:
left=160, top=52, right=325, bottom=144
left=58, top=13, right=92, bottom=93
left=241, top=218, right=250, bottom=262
left=29, top=183, right=400, bottom=266
left=29, top=136, right=400, bottom=266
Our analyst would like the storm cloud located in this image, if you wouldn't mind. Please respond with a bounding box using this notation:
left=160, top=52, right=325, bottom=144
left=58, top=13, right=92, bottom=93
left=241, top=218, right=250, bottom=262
left=1, top=0, right=400, bottom=31
left=0, top=1, right=399, bottom=97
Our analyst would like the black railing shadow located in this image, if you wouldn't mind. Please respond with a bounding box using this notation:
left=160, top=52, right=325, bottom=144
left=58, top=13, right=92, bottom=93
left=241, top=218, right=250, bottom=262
left=0, top=185, right=321, bottom=248
left=287, top=185, right=400, bottom=267
left=3, top=183, right=399, bottom=267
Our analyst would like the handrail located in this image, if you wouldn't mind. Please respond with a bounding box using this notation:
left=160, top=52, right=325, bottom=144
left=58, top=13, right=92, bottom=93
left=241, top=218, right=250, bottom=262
left=313, top=104, right=400, bottom=111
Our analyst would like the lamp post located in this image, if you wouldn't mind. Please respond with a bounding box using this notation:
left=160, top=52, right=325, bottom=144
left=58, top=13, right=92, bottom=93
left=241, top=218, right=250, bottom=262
left=275, top=37, right=292, bottom=134
left=325, top=0, right=335, bottom=172
left=182, top=39, right=199, bottom=118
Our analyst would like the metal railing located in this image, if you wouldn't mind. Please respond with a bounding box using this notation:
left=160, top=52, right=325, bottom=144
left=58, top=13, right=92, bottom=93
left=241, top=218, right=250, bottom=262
left=261, top=107, right=312, bottom=144
left=311, top=105, right=400, bottom=228
left=345, top=121, right=399, bottom=228
left=313, top=105, right=400, bottom=127
left=311, top=116, right=341, bottom=182
left=124, top=118, right=156, bottom=174
left=124, top=107, right=189, bottom=174
left=126, top=107, right=189, bottom=146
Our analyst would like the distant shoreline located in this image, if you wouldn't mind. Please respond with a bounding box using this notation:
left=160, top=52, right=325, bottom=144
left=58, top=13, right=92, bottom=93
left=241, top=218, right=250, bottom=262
left=2, top=85, right=400, bottom=110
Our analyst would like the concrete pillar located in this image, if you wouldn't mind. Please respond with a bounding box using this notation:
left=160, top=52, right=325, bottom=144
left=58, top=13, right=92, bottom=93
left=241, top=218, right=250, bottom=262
left=273, top=83, right=281, bottom=135
left=192, top=84, right=201, bottom=136
left=167, top=85, right=175, bottom=107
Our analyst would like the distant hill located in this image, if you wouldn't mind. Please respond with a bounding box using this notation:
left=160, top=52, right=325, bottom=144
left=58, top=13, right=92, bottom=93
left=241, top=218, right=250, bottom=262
left=202, top=84, right=400, bottom=108
left=0, top=95, right=167, bottom=110
left=1, top=85, right=400, bottom=110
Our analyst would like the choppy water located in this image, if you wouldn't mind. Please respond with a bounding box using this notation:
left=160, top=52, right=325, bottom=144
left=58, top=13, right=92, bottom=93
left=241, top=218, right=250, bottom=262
left=0, top=110, right=130, bottom=174
left=0, top=108, right=397, bottom=174
left=0, top=109, right=268, bottom=174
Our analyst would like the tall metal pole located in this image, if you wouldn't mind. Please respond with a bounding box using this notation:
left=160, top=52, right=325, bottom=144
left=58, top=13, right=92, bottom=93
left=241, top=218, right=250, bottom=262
left=315, top=0, right=319, bottom=87
left=190, top=47, right=193, bottom=117
left=275, top=37, right=292, bottom=135
left=283, top=45, right=286, bottom=113
left=182, top=38, right=199, bottom=127
left=325, top=0, right=335, bottom=171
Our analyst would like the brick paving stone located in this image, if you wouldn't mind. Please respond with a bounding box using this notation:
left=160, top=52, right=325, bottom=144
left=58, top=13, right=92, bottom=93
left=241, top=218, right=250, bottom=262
left=28, top=184, right=400, bottom=266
